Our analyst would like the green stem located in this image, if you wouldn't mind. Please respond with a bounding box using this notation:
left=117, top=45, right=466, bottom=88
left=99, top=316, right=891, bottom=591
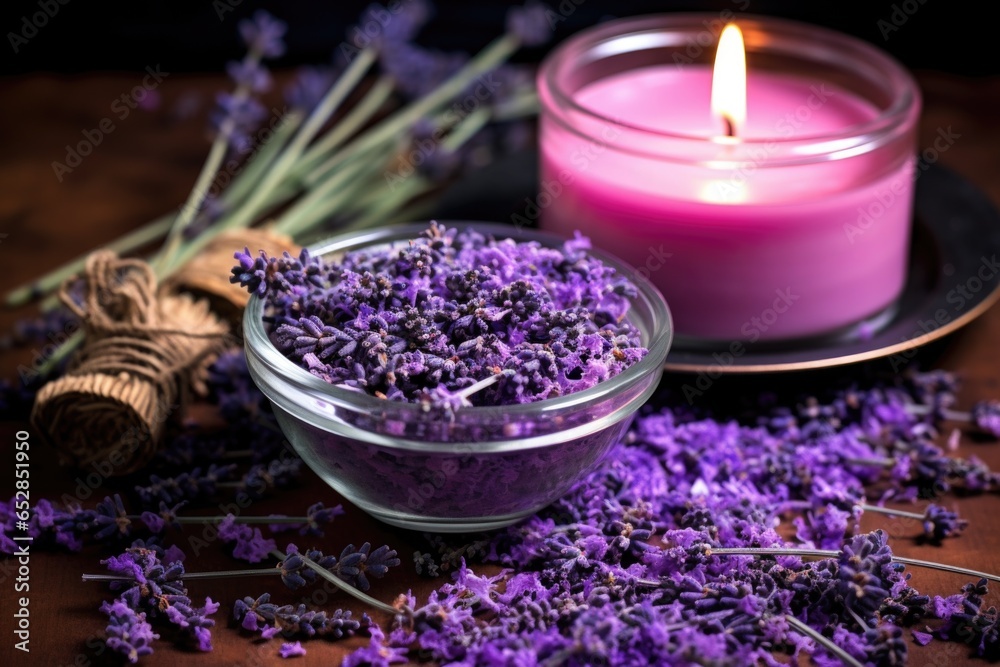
left=334, top=177, right=433, bottom=236
left=217, top=111, right=305, bottom=208
left=271, top=151, right=388, bottom=237
left=5, top=214, right=174, bottom=308
left=210, top=48, right=378, bottom=239
left=36, top=330, right=84, bottom=378
left=307, top=33, right=521, bottom=187
left=293, top=75, right=395, bottom=177
left=157, top=50, right=263, bottom=270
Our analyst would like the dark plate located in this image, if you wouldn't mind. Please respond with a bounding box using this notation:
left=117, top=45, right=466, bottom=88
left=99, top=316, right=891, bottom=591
left=432, top=158, right=1000, bottom=374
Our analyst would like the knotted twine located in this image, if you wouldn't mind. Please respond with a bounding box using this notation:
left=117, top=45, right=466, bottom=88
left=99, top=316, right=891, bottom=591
left=31, top=251, right=229, bottom=475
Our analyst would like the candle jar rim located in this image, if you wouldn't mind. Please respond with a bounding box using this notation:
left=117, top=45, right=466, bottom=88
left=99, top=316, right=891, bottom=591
left=538, top=12, right=921, bottom=167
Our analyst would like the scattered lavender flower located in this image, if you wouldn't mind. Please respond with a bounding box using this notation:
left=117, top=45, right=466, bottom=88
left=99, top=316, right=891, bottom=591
left=92, top=495, right=132, bottom=541
left=211, top=92, right=268, bottom=148
left=101, top=598, right=158, bottom=663
left=343, top=624, right=408, bottom=667
left=100, top=546, right=219, bottom=653
left=922, top=504, right=969, bottom=543
left=135, top=464, right=238, bottom=506
left=334, top=369, right=1000, bottom=666
left=280, top=641, right=306, bottom=658
left=218, top=514, right=277, bottom=563
left=234, top=592, right=364, bottom=642
left=972, top=400, right=1000, bottom=437
left=241, top=457, right=304, bottom=498
left=347, top=0, right=432, bottom=62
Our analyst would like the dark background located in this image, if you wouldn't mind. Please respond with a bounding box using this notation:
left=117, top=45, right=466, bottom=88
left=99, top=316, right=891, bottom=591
left=0, top=0, right=994, bottom=77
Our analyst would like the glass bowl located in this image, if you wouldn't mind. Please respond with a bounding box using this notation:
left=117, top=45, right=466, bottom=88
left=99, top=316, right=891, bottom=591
left=243, top=222, right=673, bottom=532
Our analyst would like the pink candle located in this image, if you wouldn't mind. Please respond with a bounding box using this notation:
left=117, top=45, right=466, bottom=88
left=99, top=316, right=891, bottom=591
left=538, top=15, right=921, bottom=342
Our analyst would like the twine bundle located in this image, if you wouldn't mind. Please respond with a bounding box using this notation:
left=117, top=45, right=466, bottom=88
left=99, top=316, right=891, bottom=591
left=31, top=251, right=229, bottom=474
left=163, top=228, right=297, bottom=327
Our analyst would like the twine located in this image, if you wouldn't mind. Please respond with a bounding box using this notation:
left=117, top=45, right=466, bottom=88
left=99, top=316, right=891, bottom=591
left=31, top=251, right=229, bottom=474
left=163, top=228, right=298, bottom=326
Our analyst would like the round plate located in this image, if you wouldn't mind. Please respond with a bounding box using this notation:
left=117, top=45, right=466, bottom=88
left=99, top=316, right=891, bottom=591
left=432, top=159, right=1000, bottom=374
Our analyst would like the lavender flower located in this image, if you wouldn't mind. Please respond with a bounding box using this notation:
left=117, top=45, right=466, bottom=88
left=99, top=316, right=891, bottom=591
left=239, top=10, right=287, bottom=58
left=101, top=599, right=159, bottom=663
left=100, top=546, right=218, bottom=652
left=135, top=464, right=237, bottom=506
left=922, top=504, right=968, bottom=543
left=972, top=400, right=1000, bottom=437
left=226, top=60, right=272, bottom=93
left=93, top=494, right=132, bottom=541
left=280, top=641, right=306, bottom=658
left=506, top=1, right=554, bottom=47
left=218, top=515, right=276, bottom=563
left=234, top=592, right=364, bottom=641
left=284, top=67, right=337, bottom=112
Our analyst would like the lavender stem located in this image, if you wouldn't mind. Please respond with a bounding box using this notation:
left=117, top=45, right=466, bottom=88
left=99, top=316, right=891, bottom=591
left=271, top=549, right=397, bottom=615
left=784, top=615, right=865, bottom=667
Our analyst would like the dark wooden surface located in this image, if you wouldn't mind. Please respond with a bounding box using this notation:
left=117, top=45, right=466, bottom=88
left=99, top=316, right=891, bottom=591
left=2, top=70, right=1000, bottom=666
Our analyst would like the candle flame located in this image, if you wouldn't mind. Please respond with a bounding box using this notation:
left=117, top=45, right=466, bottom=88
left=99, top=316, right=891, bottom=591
left=711, top=24, right=746, bottom=139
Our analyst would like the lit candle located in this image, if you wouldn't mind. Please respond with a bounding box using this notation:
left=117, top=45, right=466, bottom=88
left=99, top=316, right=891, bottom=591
left=538, top=15, right=921, bottom=342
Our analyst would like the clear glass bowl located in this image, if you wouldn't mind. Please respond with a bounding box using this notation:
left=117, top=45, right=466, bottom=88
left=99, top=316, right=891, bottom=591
left=243, top=222, right=673, bottom=532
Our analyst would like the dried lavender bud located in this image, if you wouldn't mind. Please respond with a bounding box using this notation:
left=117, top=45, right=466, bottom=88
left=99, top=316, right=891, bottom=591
left=93, top=495, right=132, bottom=541
left=218, top=515, right=276, bottom=564
left=101, top=598, right=158, bottom=663
left=922, top=504, right=969, bottom=543
left=234, top=592, right=363, bottom=643
left=972, top=400, right=1000, bottom=437
left=99, top=546, right=218, bottom=652
left=134, top=464, right=238, bottom=506
left=235, top=223, right=647, bottom=410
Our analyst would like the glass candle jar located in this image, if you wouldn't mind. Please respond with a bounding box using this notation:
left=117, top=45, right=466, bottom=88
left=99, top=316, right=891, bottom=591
left=538, top=14, right=921, bottom=342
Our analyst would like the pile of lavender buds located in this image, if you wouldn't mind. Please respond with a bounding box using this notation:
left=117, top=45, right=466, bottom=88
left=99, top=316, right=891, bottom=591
left=7, top=314, right=1000, bottom=664
left=232, top=222, right=648, bottom=410
left=5, top=230, right=1000, bottom=664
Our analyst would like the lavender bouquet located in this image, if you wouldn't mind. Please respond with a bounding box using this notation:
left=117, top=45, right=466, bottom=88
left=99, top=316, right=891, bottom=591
left=7, top=1, right=551, bottom=375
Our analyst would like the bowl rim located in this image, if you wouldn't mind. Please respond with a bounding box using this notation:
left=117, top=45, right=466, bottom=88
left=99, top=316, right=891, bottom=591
left=243, top=221, right=673, bottom=419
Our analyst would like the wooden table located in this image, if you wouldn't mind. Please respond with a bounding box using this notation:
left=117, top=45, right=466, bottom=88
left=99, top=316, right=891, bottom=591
left=2, top=70, right=1000, bottom=666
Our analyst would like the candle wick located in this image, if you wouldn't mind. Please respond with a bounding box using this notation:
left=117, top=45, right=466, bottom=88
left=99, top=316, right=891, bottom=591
left=722, top=115, right=736, bottom=138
